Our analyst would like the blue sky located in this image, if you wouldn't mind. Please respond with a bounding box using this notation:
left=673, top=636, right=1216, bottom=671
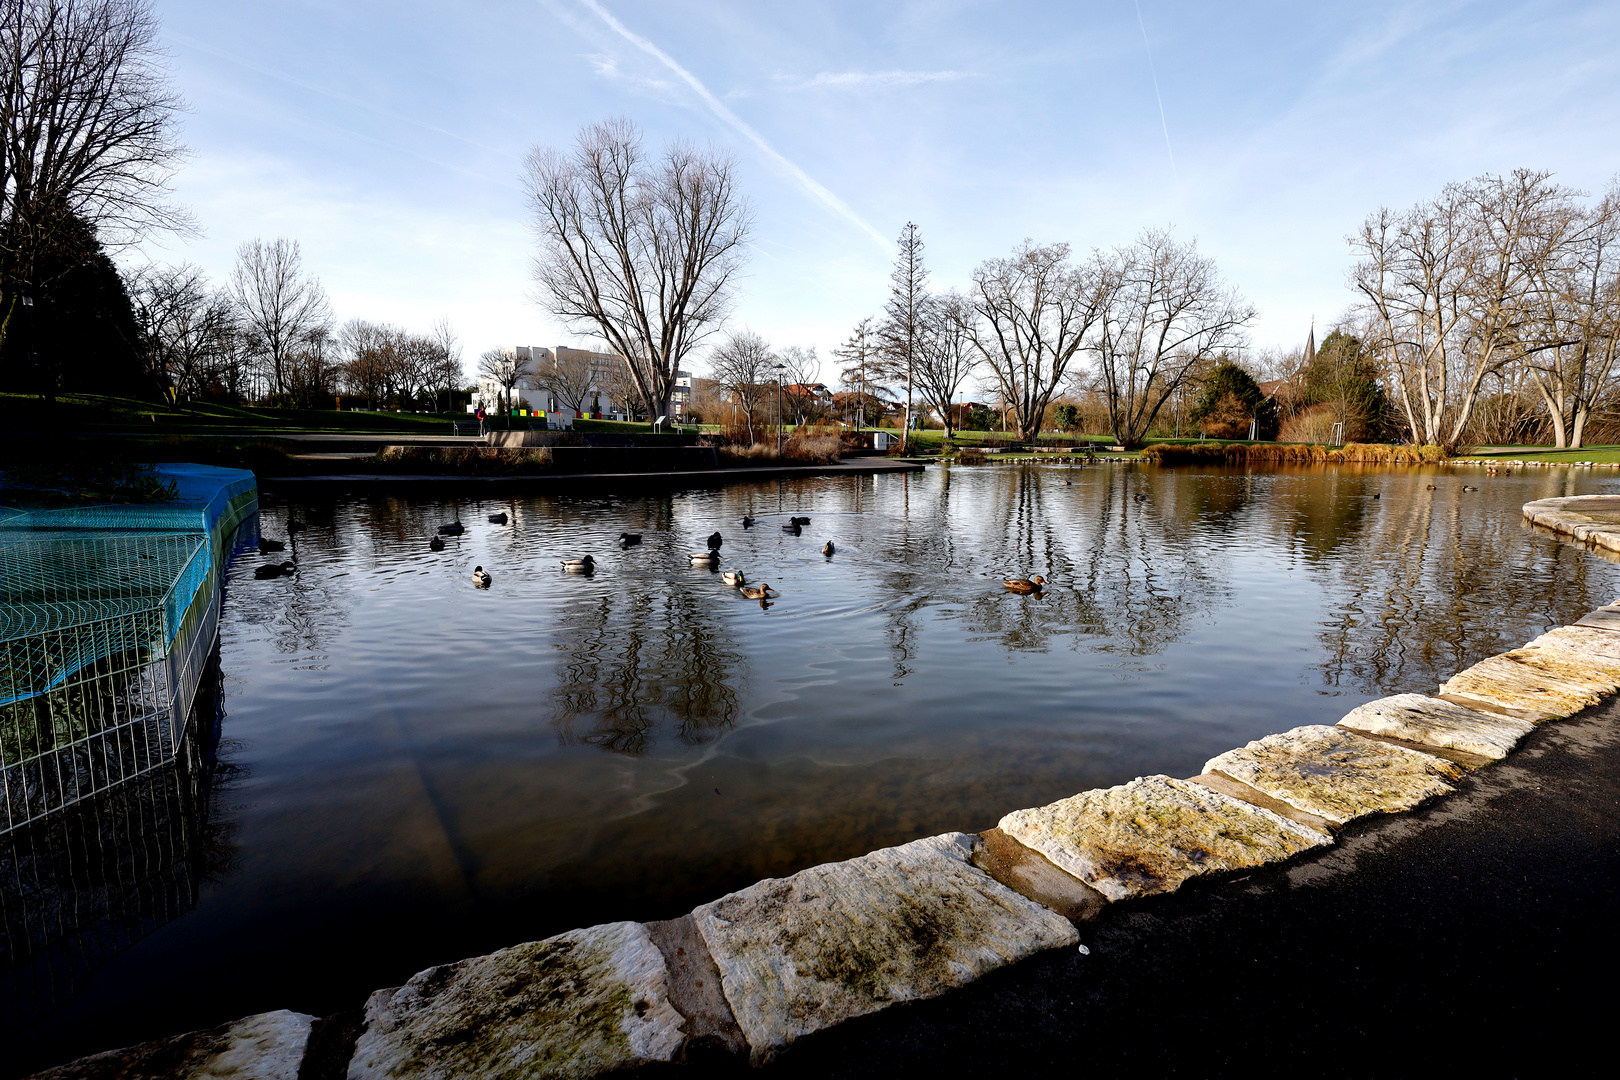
left=140, top=0, right=1620, bottom=383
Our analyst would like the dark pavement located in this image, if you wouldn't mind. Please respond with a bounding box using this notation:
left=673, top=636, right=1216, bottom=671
left=750, top=700, right=1620, bottom=1079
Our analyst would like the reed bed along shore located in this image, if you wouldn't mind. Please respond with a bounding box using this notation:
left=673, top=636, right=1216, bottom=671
left=1141, top=442, right=1449, bottom=465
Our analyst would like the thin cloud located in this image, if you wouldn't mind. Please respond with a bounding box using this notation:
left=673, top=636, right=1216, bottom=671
left=573, top=0, right=892, bottom=253
left=798, top=70, right=970, bottom=90
left=585, top=52, right=677, bottom=95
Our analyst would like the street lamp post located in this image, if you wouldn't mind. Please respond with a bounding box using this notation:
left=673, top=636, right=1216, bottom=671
left=773, top=363, right=785, bottom=456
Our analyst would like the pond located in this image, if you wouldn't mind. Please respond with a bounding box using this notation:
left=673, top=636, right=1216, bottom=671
left=6, top=460, right=1620, bottom=1067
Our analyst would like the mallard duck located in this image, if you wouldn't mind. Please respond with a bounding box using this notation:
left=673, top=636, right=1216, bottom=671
left=739, top=583, right=776, bottom=600
left=722, top=569, right=747, bottom=586
left=1132, top=493, right=1148, bottom=502
left=822, top=541, right=835, bottom=556
left=618, top=532, right=642, bottom=546
left=1462, top=485, right=1478, bottom=492
left=791, top=516, right=810, bottom=526
left=488, top=512, right=508, bottom=524
left=741, top=515, right=757, bottom=528
left=437, top=521, right=465, bottom=535
left=253, top=560, right=296, bottom=580
left=690, top=551, right=721, bottom=566
left=1004, top=575, right=1046, bottom=594
left=707, top=531, right=723, bottom=550
left=429, top=535, right=445, bottom=551
left=472, top=565, right=492, bottom=587
left=258, top=538, right=285, bottom=553
left=561, top=555, right=595, bottom=573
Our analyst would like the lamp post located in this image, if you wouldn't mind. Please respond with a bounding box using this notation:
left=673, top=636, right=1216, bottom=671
left=772, top=363, right=785, bottom=456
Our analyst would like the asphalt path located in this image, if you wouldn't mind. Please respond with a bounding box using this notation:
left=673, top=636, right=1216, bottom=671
left=740, top=699, right=1620, bottom=1079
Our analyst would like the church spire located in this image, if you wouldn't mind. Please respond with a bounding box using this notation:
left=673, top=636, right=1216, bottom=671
left=1304, top=319, right=1316, bottom=365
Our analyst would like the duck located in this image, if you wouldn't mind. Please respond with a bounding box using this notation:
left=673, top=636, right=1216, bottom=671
left=741, top=516, right=757, bottom=528
left=722, top=569, right=747, bottom=586
left=488, top=512, right=508, bottom=524
left=782, top=523, right=802, bottom=535
left=561, top=555, right=596, bottom=573
left=1426, top=484, right=1436, bottom=491
left=822, top=541, right=835, bottom=556
left=253, top=560, right=296, bottom=580
left=739, top=583, right=776, bottom=600
left=472, top=565, right=492, bottom=587
left=707, top=531, right=723, bottom=550
left=437, top=521, right=465, bottom=535
left=1132, top=493, right=1148, bottom=503
left=690, top=551, right=721, bottom=566
left=1462, top=485, right=1479, bottom=492
left=1371, top=493, right=1381, bottom=500
left=1004, top=575, right=1047, bottom=594
left=258, top=538, right=285, bottom=554
left=430, top=535, right=445, bottom=551
left=618, top=532, right=642, bottom=547
left=791, top=516, right=811, bottom=526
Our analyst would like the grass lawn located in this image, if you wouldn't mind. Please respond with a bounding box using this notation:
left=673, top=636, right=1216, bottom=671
left=1460, top=445, right=1620, bottom=464
left=1, top=392, right=468, bottom=435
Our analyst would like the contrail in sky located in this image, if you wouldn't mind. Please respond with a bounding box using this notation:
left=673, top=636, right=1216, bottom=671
left=1133, top=1, right=1178, bottom=181
left=577, top=0, right=893, bottom=253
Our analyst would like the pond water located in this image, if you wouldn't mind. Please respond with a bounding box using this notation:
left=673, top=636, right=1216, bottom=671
left=6, top=460, right=1620, bottom=1067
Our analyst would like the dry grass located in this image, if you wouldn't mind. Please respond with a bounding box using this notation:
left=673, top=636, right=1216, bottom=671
left=716, top=435, right=842, bottom=466
left=373, top=445, right=553, bottom=474
left=1141, top=442, right=1448, bottom=465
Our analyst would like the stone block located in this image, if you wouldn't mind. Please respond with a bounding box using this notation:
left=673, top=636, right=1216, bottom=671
left=997, top=775, right=1332, bottom=905
left=1528, top=624, right=1620, bottom=661
left=27, top=1010, right=314, bottom=1080
left=972, top=827, right=1108, bottom=924
left=1205, top=725, right=1465, bottom=827
left=1437, top=646, right=1620, bottom=722
left=1575, top=602, right=1620, bottom=631
left=691, top=832, right=1077, bottom=1064
left=644, top=915, right=746, bottom=1058
left=1337, top=693, right=1534, bottom=761
left=347, top=921, right=684, bottom=1080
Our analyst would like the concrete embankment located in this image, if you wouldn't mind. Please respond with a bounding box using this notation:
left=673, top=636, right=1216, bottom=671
left=24, top=498, right=1620, bottom=1078
left=258, top=458, right=928, bottom=491
left=1523, top=493, right=1620, bottom=557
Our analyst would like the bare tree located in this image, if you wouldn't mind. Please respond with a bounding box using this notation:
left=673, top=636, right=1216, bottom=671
left=877, top=222, right=927, bottom=450
left=339, top=318, right=390, bottom=409
left=965, top=240, right=1109, bottom=443
left=1520, top=179, right=1620, bottom=448
left=915, top=291, right=979, bottom=438
left=776, top=344, right=823, bottom=425
left=477, top=346, right=531, bottom=416
left=524, top=117, right=750, bottom=422
left=1, top=0, right=188, bottom=353
left=708, top=329, right=774, bottom=440
left=231, top=237, right=331, bottom=401
left=833, top=315, right=881, bottom=426
left=430, top=315, right=461, bottom=413
left=1087, top=230, right=1256, bottom=448
left=1352, top=170, right=1575, bottom=451
left=533, top=347, right=597, bottom=416
left=127, top=261, right=234, bottom=405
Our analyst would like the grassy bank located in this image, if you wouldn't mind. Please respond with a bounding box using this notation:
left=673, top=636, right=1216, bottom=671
left=1461, top=445, right=1620, bottom=464
left=1, top=392, right=465, bottom=435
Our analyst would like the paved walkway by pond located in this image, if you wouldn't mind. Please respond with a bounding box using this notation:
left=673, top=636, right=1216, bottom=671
left=757, top=695, right=1620, bottom=1078
left=259, top=459, right=928, bottom=490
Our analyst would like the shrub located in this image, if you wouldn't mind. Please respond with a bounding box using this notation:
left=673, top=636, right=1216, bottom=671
left=373, top=446, right=553, bottom=474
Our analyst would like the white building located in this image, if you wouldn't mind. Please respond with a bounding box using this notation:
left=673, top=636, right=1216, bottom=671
left=472, top=345, right=692, bottom=422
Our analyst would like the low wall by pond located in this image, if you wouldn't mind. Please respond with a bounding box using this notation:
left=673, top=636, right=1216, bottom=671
left=26, top=498, right=1620, bottom=1077
left=1523, top=494, right=1620, bottom=557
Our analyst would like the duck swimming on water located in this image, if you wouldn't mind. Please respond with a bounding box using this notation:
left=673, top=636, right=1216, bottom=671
left=472, top=565, right=492, bottom=587
left=1004, top=575, right=1046, bottom=594
left=707, top=531, right=723, bottom=550
left=722, top=569, right=747, bottom=586
left=561, top=555, right=595, bottom=573
left=739, top=583, right=776, bottom=600
left=488, top=512, right=508, bottom=524
left=690, top=551, right=721, bottom=566
left=822, top=541, right=835, bottom=556
left=430, top=535, right=445, bottom=551
left=619, top=532, right=642, bottom=546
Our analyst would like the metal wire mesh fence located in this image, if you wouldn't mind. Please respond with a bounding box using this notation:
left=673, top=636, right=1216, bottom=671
left=0, top=466, right=256, bottom=836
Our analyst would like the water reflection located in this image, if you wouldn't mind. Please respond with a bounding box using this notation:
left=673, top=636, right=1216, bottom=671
left=8, top=463, right=1620, bottom=1070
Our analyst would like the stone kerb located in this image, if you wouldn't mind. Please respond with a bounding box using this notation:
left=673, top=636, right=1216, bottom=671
left=1522, top=494, right=1620, bottom=556
left=28, top=503, right=1620, bottom=1078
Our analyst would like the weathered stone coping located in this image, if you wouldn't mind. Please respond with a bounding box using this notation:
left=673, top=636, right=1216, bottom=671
left=28, top=577, right=1620, bottom=1075
left=1523, top=494, right=1620, bottom=556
